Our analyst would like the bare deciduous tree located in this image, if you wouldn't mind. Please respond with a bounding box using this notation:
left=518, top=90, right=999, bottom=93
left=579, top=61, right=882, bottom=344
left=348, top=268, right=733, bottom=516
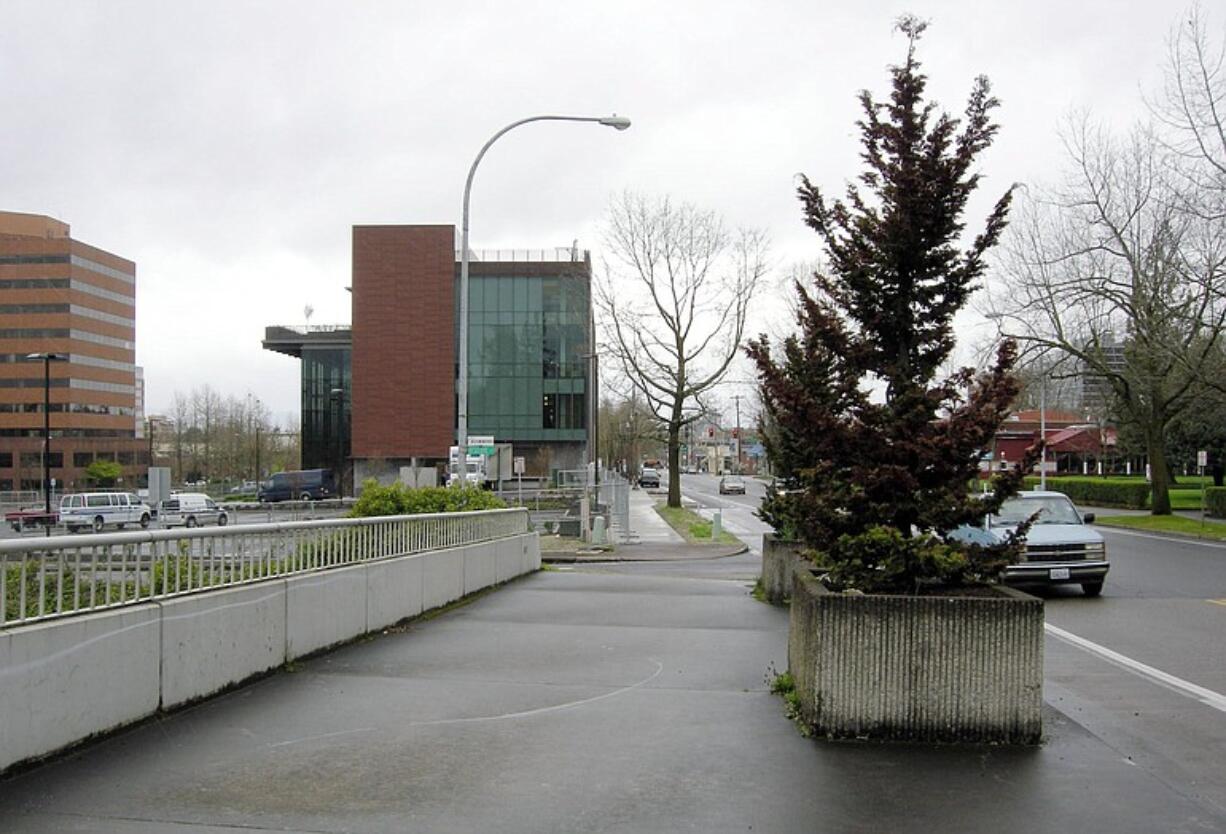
left=990, top=116, right=1226, bottom=513
left=1151, top=4, right=1226, bottom=216
left=597, top=192, right=768, bottom=507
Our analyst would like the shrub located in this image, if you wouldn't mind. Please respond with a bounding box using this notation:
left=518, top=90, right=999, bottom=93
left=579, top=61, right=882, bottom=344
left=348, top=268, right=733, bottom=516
left=1023, top=477, right=1150, bottom=509
left=349, top=481, right=507, bottom=518
left=1206, top=487, right=1226, bottom=518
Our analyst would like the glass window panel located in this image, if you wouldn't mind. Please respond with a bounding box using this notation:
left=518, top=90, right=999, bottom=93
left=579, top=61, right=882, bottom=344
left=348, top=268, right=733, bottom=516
left=514, top=277, right=528, bottom=311
left=499, top=280, right=514, bottom=312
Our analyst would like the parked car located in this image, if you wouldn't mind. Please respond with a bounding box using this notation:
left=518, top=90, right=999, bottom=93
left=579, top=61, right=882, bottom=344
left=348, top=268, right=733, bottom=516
left=638, top=468, right=661, bottom=489
left=258, top=469, right=337, bottom=502
left=59, top=492, right=153, bottom=533
left=719, top=475, right=747, bottom=495
left=947, top=490, right=1109, bottom=596
left=159, top=493, right=229, bottom=528
left=4, top=507, right=58, bottom=533
left=227, top=480, right=257, bottom=495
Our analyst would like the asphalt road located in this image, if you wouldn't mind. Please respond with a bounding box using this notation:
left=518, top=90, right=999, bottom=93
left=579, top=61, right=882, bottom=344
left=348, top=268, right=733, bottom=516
left=679, top=472, right=1226, bottom=818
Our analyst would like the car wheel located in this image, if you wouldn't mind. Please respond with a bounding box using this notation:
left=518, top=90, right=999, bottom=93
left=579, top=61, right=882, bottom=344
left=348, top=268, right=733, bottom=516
left=218, top=513, right=228, bottom=527
left=300, top=492, right=312, bottom=501
left=186, top=516, right=197, bottom=528
left=139, top=513, right=151, bottom=529
left=1081, top=581, right=1104, bottom=597
left=92, top=516, right=105, bottom=533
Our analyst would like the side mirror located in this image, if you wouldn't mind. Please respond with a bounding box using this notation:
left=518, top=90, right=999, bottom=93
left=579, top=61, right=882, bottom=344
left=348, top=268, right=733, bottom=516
left=1083, top=512, right=1095, bottom=524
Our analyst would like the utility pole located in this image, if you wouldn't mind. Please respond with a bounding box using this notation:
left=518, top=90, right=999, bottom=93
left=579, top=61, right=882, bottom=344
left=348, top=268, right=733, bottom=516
left=732, top=395, right=743, bottom=475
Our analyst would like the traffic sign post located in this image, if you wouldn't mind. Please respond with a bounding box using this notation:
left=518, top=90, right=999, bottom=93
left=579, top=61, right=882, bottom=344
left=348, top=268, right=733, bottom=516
left=466, top=436, right=496, bottom=456
left=1199, top=450, right=1208, bottom=532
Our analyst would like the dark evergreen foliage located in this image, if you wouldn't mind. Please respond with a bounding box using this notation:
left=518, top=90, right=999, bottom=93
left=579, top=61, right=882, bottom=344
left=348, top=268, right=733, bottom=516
left=748, top=18, right=1035, bottom=592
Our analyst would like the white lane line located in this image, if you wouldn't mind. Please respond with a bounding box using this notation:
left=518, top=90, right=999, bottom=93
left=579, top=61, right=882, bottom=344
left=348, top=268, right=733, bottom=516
left=1045, top=622, right=1226, bottom=714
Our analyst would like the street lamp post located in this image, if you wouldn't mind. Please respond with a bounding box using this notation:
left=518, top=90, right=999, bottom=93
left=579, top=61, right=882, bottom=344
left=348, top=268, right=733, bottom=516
left=456, top=113, right=630, bottom=469
left=26, top=352, right=67, bottom=529
left=1039, top=375, right=1047, bottom=491
left=330, top=388, right=345, bottom=496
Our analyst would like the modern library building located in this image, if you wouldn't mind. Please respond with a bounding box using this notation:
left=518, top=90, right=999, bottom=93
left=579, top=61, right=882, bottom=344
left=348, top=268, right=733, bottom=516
left=263, top=224, right=594, bottom=490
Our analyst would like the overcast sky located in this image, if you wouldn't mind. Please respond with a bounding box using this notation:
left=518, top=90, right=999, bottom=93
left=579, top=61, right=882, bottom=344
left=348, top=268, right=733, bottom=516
left=1, top=0, right=1187, bottom=424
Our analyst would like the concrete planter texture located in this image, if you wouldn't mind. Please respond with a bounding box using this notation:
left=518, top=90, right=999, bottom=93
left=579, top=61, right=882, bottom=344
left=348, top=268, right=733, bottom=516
left=787, top=564, right=1043, bottom=744
left=760, top=533, right=807, bottom=604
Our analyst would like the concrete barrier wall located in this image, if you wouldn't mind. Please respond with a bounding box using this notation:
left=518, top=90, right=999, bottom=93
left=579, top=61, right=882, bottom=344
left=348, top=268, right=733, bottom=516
left=161, top=584, right=288, bottom=709
left=366, top=555, right=424, bottom=632
left=463, top=541, right=498, bottom=595
left=0, top=531, right=540, bottom=773
left=286, top=565, right=369, bottom=660
left=0, top=605, right=161, bottom=770
left=422, top=549, right=465, bottom=610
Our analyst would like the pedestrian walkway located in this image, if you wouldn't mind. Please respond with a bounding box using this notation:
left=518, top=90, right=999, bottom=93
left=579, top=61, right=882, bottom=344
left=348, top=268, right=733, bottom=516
left=1, top=539, right=1221, bottom=831
left=626, top=483, right=684, bottom=544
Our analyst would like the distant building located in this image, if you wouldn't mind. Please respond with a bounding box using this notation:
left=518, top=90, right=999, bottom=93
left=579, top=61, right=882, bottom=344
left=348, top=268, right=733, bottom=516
left=1077, top=335, right=1127, bottom=414
left=0, top=211, right=146, bottom=492
left=263, top=225, right=594, bottom=490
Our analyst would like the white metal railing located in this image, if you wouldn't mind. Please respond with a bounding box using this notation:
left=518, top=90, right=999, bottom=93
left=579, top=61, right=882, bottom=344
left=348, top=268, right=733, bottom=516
left=456, top=247, right=589, bottom=263
left=0, top=508, right=529, bottom=628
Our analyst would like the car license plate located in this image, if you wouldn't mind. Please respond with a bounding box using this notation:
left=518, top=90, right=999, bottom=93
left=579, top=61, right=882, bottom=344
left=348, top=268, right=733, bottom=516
left=1049, top=568, right=1070, bottom=580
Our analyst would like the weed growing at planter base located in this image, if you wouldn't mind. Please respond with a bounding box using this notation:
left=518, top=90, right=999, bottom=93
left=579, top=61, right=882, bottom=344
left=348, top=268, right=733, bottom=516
left=767, top=667, right=807, bottom=733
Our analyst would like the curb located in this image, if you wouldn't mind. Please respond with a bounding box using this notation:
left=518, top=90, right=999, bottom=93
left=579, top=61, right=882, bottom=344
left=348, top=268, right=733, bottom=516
left=1094, top=519, right=1226, bottom=546
left=542, top=542, right=749, bottom=564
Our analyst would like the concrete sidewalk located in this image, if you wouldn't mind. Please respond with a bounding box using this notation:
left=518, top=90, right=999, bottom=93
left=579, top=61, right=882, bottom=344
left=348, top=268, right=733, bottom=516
left=2, top=540, right=1222, bottom=832
left=2, top=483, right=1222, bottom=831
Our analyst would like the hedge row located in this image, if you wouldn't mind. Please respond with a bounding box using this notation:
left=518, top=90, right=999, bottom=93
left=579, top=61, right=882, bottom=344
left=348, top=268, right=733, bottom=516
left=1206, top=487, right=1226, bottom=518
left=349, top=481, right=507, bottom=517
left=1021, top=476, right=1150, bottom=509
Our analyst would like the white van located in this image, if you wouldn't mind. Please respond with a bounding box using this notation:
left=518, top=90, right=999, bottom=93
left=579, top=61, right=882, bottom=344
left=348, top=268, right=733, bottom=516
left=159, top=493, right=229, bottom=528
left=60, top=492, right=153, bottom=533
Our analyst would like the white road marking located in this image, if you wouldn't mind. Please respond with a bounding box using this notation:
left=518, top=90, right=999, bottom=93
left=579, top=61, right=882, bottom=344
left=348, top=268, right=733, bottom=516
left=1045, top=623, right=1226, bottom=714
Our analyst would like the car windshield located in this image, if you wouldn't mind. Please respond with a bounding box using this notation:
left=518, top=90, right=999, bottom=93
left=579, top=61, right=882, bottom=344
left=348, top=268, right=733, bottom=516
left=989, top=495, right=1082, bottom=527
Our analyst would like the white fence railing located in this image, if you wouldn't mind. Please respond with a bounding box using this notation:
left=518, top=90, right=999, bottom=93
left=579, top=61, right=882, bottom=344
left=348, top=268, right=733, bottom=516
left=0, top=508, right=529, bottom=628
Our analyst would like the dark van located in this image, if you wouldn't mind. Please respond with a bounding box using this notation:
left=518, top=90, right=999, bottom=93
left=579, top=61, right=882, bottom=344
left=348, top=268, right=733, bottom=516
left=258, top=469, right=337, bottom=503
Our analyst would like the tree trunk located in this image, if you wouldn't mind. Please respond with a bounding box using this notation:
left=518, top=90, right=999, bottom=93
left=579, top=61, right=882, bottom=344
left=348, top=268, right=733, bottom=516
left=1148, top=436, right=1172, bottom=515
left=667, top=422, right=682, bottom=508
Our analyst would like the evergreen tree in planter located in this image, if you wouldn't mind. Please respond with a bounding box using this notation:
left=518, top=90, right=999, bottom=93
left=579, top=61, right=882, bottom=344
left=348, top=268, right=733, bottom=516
left=748, top=18, right=1034, bottom=594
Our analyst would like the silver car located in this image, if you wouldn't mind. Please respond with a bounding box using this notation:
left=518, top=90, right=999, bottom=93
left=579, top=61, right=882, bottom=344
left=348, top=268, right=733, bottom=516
left=949, top=491, right=1109, bottom=596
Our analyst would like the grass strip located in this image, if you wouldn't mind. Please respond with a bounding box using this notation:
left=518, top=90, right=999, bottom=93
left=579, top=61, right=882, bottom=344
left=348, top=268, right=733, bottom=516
left=654, top=503, right=741, bottom=545
left=1096, top=513, right=1226, bottom=541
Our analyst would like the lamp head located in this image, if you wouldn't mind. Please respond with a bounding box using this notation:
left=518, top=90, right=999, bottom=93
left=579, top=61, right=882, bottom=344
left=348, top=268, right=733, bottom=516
left=599, top=115, right=632, bottom=131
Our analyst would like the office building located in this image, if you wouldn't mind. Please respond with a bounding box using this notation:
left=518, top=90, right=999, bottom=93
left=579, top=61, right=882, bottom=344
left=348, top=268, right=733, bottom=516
left=0, top=211, right=146, bottom=492
left=264, top=224, right=594, bottom=490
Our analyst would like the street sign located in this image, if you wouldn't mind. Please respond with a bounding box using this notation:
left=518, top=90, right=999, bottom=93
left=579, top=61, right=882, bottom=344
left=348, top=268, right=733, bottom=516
left=1198, top=450, right=1208, bottom=468
left=513, top=456, right=525, bottom=475
left=466, top=436, right=495, bottom=456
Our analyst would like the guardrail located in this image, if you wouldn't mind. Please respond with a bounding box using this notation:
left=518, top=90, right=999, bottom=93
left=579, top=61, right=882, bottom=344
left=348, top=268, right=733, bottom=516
left=1, top=508, right=529, bottom=628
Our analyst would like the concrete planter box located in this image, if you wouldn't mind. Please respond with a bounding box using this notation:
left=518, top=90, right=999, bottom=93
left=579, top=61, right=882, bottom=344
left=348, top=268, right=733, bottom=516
left=760, top=533, right=807, bottom=605
left=788, top=564, right=1043, bottom=744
